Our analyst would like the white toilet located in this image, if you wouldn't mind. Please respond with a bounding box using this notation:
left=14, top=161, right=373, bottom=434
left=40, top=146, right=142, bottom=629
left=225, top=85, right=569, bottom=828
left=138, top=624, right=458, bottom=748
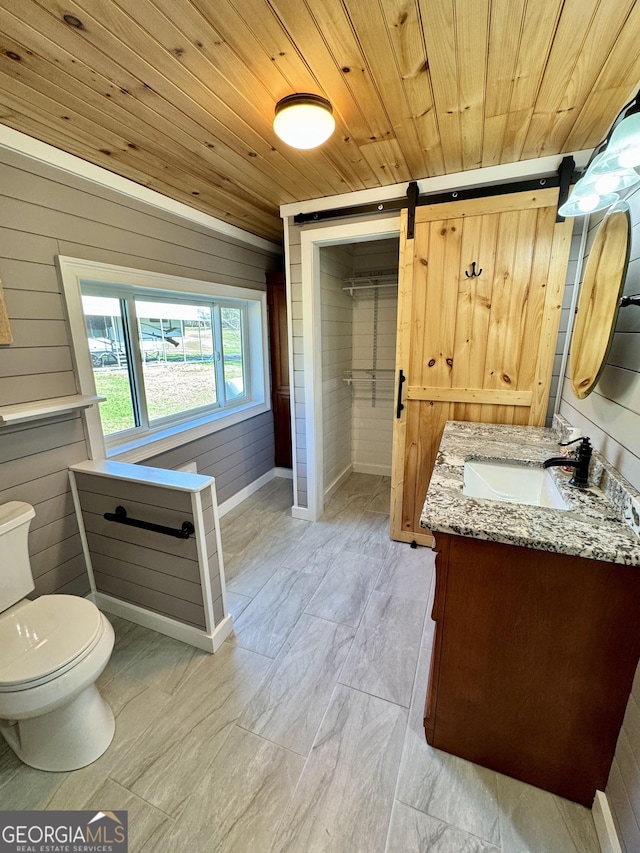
left=0, top=501, right=115, bottom=771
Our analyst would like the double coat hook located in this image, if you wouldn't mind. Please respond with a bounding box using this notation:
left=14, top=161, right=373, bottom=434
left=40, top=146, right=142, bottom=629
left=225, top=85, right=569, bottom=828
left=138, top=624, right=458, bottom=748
left=465, top=261, right=482, bottom=278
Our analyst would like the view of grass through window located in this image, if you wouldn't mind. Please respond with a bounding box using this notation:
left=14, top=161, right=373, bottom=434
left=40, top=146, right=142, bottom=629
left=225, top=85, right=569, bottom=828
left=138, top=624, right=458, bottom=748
left=137, top=300, right=218, bottom=424
left=82, top=295, right=246, bottom=437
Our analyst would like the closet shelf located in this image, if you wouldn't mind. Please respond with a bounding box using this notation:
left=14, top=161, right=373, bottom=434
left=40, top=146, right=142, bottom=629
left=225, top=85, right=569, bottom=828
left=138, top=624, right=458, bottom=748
left=0, top=394, right=105, bottom=426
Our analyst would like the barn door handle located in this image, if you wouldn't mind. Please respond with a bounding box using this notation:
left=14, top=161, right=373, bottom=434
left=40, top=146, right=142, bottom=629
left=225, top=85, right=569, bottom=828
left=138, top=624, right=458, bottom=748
left=396, top=369, right=406, bottom=418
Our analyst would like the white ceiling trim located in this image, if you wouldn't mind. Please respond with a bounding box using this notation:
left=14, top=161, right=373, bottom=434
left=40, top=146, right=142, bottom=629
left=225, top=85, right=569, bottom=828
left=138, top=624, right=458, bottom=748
left=280, top=150, right=592, bottom=218
left=0, top=124, right=282, bottom=255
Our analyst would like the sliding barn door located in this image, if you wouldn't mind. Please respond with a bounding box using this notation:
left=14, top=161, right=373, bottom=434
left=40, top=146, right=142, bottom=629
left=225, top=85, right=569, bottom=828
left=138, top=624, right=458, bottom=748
left=391, top=189, right=573, bottom=545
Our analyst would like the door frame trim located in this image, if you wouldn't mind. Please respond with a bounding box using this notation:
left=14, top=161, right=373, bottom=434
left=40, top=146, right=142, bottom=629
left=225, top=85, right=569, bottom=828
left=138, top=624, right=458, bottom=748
left=299, top=215, right=401, bottom=520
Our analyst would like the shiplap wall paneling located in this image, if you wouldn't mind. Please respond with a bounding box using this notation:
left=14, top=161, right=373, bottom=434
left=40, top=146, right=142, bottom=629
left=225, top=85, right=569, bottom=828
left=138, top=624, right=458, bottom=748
left=549, top=224, right=584, bottom=423
left=320, top=244, right=354, bottom=495
left=200, top=486, right=225, bottom=626
left=0, top=276, right=13, bottom=344
left=288, top=223, right=306, bottom=507
left=145, top=411, right=274, bottom=506
left=0, top=414, right=89, bottom=598
left=0, top=234, right=77, bottom=407
left=0, top=147, right=278, bottom=597
left=352, top=239, right=400, bottom=276
left=351, top=297, right=397, bottom=474
left=559, top=189, right=640, bottom=853
left=555, top=215, right=603, bottom=415
left=73, top=472, right=207, bottom=629
left=559, top=191, right=640, bottom=491
left=0, top=151, right=278, bottom=288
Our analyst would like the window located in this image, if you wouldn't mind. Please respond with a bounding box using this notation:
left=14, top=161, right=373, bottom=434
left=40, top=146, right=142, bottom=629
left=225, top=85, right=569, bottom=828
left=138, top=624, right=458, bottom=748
left=58, top=258, right=269, bottom=461
left=81, top=291, right=249, bottom=436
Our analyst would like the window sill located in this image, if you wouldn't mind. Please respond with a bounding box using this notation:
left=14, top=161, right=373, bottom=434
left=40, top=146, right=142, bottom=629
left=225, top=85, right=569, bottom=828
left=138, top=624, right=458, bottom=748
left=107, top=400, right=271, bottom=464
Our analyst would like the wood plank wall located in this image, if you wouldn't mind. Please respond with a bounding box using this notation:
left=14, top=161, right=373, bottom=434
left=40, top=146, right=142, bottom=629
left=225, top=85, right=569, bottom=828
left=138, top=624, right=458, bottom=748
left=320, top=244, right=354, bottom=495
left=559, top=192, right=640, bottom=853
left=0, top=146, right=279, bottom=598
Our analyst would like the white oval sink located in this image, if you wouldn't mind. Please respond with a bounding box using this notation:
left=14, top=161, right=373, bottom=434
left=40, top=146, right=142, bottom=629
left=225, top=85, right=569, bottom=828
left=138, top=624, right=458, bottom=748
left=463, top=460, right=568, bottom=510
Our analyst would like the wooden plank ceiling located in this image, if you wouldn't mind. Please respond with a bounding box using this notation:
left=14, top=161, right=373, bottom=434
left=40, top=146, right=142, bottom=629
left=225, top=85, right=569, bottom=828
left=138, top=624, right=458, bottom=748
left=0, top=0, right=639, bottom=241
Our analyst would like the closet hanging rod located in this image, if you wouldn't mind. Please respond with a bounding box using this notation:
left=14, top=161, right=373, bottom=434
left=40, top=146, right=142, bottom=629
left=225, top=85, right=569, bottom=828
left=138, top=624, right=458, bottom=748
left=341, top=276, right=398, bottom=296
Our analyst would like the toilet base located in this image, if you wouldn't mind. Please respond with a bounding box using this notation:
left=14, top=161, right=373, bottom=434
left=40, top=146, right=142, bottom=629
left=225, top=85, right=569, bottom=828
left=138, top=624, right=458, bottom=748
left=0, top=683, right=115, bottom=771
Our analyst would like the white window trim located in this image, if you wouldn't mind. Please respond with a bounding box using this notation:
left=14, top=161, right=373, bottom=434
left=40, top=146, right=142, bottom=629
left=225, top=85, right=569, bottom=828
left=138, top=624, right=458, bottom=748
left=57, top=256, right=270, bottom=463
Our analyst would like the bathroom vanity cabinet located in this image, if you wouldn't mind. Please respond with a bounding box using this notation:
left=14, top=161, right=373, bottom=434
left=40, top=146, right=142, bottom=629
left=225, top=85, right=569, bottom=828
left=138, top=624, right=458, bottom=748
left=425, top=532, right=640, bottom=806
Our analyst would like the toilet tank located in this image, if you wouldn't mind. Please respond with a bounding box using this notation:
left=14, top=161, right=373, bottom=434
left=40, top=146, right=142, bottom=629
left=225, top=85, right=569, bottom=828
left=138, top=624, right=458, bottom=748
left=0, top=502, right=36, bottom=611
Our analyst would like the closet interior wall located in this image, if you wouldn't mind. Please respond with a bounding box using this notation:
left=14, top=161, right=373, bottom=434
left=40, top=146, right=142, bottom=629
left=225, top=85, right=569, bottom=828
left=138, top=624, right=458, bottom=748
left=351, top=240, right=399, bottom=476
left=320, top=238, right=399, bottom=500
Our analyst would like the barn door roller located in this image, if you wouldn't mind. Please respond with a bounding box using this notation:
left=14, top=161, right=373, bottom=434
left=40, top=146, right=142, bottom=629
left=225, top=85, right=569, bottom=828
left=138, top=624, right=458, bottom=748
left=406, top=181, right=419, bottom=239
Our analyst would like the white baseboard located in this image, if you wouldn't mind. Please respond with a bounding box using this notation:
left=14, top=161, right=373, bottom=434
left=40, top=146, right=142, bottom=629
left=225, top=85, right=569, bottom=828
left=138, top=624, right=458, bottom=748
left=216, top=468, right=294, bottom=518
left=592, top=790, right=623, bottom=853
left=274, top=467, right=293, bottom=479
left=352, top=462, right=392, bottom=476
left=89, top=592, right=233, bottom=653
left=324, top=464, right=353, bottom=502
left=217, top=469, right=277, bottom=518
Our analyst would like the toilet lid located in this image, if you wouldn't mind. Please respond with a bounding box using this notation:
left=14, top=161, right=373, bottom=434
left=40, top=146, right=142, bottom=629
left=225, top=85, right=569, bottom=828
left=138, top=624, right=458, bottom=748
left=0, top=595, right=103, bottom=689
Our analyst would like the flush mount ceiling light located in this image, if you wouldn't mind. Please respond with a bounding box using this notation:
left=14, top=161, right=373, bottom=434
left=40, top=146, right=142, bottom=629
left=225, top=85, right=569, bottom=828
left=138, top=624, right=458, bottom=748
left=273, top=94, right=335, bottom=150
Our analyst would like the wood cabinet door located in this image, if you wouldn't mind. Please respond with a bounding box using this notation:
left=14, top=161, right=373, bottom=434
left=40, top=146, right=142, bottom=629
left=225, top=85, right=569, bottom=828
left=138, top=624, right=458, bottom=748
left=267, top=272, right=292, bottom=469
left=391, top=189, right=573, bottom=544
left=425, top=534, right=640, bottom=806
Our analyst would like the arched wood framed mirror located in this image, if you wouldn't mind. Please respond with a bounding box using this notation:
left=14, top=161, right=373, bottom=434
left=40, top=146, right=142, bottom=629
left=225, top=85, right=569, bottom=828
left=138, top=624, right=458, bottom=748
left=569, top=203, right=631, bottom=399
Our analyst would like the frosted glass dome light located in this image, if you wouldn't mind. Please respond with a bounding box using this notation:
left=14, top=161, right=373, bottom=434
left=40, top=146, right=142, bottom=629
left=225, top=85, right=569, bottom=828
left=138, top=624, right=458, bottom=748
left=577, top=193, right=602, bottom=212
left=274, top=94, right=335, bottom=150
left=595, top=112, right=640, bottom=171
left=557, top=173, right=619, bottom=218
left=587, top=151, right=640, bottom=193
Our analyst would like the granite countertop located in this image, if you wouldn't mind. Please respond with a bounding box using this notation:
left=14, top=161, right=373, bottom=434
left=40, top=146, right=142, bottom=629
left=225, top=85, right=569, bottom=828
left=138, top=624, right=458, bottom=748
left=420, top=419, right=640, bottom=566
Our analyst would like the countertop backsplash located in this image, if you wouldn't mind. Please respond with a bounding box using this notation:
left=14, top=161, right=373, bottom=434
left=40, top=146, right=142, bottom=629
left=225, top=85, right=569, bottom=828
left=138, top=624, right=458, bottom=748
left=553, top=413, right=640, bottom=540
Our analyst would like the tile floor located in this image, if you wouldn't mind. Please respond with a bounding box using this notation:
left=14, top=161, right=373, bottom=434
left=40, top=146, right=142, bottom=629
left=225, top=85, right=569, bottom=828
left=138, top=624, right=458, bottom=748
left=0, top=474, right=601, bottom=852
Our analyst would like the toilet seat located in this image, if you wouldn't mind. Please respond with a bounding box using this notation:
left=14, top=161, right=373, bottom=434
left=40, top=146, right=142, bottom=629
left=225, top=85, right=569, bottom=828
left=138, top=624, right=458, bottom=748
left=0, top=595, right=103, bottom=692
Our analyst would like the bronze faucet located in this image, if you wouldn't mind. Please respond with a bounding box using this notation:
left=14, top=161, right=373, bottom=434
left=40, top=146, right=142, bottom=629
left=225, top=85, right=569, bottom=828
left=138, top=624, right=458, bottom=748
left=543, top=436, right=592, bottom=489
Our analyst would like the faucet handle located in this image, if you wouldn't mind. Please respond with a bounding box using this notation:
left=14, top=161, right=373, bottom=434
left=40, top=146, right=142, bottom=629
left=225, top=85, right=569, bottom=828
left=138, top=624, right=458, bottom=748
left=559, top=435, right=590, bottom=449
